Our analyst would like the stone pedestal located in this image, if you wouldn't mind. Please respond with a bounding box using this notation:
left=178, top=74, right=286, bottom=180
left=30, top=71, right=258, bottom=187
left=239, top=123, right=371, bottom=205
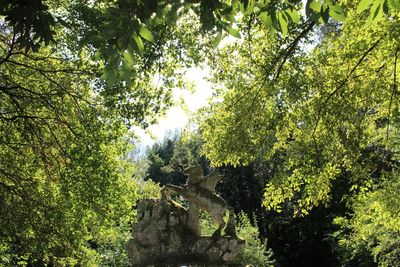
left=127, top=198, right=245, bottom=266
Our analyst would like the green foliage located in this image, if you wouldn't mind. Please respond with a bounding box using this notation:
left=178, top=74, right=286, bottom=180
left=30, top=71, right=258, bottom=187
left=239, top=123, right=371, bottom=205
left=0, top=0, right=343, bottom=52
left=199, top=210, right=221, bottom=236
left=0, top=0, right=351, bottom=96
left=198, top=2, right=400, bottom=264
left=333, top=170, right=400, bottom=266
left=200, top=1, right=400, bottom=214
left=0, top=28, right=137, bottom=265
left=136, top=178, right=162, bottom=200
left=2, top=0, right=397, bottom=124
left=234, top=212, right=275, bottom=266
left=2, top=0, right=400, bottom=265
left=0, top=0, right=56, bottom=51
left=200, top=211, right=275, bottom=266
left=145, top=131, right=208, bottom=185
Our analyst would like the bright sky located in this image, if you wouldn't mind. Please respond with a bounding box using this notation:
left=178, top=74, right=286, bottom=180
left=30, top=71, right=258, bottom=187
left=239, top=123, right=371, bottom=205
left=133, top=66, right=213, bottom=146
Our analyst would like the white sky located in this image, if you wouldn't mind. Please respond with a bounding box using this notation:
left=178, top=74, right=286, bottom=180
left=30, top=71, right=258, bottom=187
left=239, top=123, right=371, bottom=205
left=133, top=66, right=213, bottom=146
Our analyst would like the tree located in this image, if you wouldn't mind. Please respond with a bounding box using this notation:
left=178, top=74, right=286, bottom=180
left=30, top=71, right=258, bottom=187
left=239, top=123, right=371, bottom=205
left=201, top=0, right=398, bottom=209
left=1, top=0, right=399, bottom=127
left=199, top=2, right=400, bottom=265
left=0, top=23, right=137, bottom=265
left=144, top=131, right=205, bottom=186
left=0, top=0, right=218, bottom=263
left=333, top=168, right=400, bottom=266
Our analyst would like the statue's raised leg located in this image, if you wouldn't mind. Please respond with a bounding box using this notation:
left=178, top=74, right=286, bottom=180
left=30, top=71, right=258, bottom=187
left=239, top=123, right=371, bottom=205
left=210, top=210, right=225, bottom=238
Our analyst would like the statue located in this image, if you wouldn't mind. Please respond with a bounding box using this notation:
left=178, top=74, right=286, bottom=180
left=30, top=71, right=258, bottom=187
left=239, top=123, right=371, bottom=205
left=127, top=166, right=244, bottom=266
left=161, top=166, right=236, bottom=238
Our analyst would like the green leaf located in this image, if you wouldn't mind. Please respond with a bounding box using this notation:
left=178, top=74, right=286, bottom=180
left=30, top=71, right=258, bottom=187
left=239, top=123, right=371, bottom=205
left=388, top=0, right=400, bottom=11
left=357, top=0, right=372, bottom=14
left=329, top=5, right=346, bottom=22
left=309, top=1, right=322, bottom=12
left=243, top=0, right=254, bottom=15
left=367, top=1, right=384, bottom=23
left=231, top=0, right=239, bottom=8
left=330, top=4, right=345, bottom=15
left=286, top=9, right=300, bottom=24
left=101, top=66, right=118, bottom=84
left=123, top=51, right=134, bottom=66
left=321, top=7, right=330, bottom=24
left=132, top=32, right=144, bottom=53
left=119, top=66, right=132, bottom=83
left=278, top=13, right=288, bottom=38
left=166, top=6, right=178, bottom=26
left=223, top=13, right=237, bottom=23
left=226, top=27, right=241, bottom=38
left=139, top=26, right=154, bottom=43
left=212, top=33, right=223, bottom=49
left=259, top=12, right=273, bottom=27
left=383, top=0, right=389, bottom=14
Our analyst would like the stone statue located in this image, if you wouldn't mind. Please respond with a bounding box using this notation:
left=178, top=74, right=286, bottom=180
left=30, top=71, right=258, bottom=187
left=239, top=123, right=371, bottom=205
left=127, top=166, right=244, bottom=266
left=161, top=166, right=230, bottom=237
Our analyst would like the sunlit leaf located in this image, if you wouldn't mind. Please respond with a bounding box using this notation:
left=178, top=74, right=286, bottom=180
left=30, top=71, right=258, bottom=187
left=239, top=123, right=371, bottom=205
left=212, top=33, right=223, bottom=49
left=139, top=26, right=154, bottom=43
left=309, top=1, right=322, bottom=12
left=329, top=5, right=345, bottom=22
left=357, top=0, right=372, bottom=14
left=286, top=9, right=300, bottom=24
left=132, top=32, right=144, bottom=53
left=278, top=13, right=288, bottom=38
left=367, top=1, right=383, bottom=24
left=226, top=26, right=241, bottom=38
left=259, top=12, right=273, bottom=27
left=123, top=51, right=134, bottom=66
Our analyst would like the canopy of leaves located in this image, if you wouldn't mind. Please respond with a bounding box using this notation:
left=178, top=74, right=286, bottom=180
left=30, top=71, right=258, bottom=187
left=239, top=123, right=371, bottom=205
left=200, top=1, right=400, bottom=211
left=0, top=24, right=137, bottom=265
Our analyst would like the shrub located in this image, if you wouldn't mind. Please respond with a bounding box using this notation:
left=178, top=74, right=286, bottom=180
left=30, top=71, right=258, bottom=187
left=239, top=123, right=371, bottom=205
left=200, top=211, right=275, bottom=266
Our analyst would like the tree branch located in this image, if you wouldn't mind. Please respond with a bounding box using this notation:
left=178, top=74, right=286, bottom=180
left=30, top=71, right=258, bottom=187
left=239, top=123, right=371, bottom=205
left=273, top=20, right=316, bottom=81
